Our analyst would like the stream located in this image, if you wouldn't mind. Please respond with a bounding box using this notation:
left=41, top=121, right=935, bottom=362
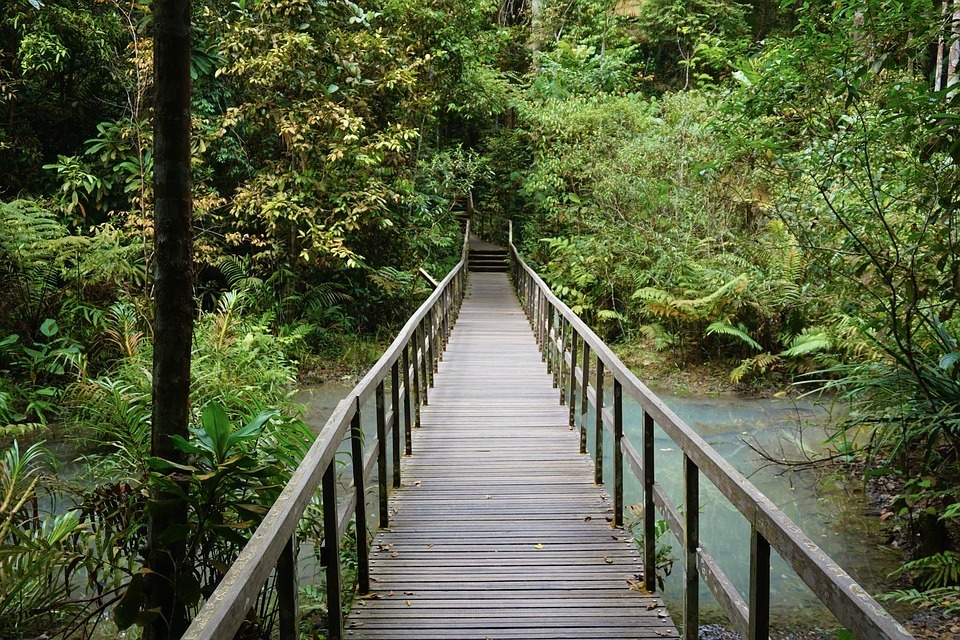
left=294, top=382, right=904, bottom=634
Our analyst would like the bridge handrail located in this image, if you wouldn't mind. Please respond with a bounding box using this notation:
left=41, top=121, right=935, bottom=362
left=182, top=222, right=471, bottom=640
left=507, top=221, right=913, bottom=640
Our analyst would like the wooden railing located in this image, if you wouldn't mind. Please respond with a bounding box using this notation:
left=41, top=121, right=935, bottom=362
left=507, top=221, right=914, bottom=640
left=182, top=224, right=471, bottom=640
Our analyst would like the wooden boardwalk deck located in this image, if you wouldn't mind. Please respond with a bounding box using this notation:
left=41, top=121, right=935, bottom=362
left=344, top=272, right=679, bottom=640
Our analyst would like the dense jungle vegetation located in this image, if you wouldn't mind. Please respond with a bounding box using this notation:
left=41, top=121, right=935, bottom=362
left=1, top=0, right=959, bottom=634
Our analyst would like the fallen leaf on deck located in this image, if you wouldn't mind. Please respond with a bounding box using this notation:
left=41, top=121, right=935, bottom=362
left=391, top=551, right=399, bottom=558
left=405, top=600, right=411, bottom=606
left=584, top=516, right=592, bottom=522
left=534, top=543, right=544, bottom=549
left=604, top=556, right=613, bottom=564
left=646, top=602, right=657, bottom=610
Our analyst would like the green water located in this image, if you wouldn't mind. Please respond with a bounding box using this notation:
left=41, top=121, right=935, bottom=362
left=295, top=383, right=904, bottom=631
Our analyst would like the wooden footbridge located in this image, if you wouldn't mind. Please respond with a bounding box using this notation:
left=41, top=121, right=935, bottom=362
left=184, top=221, right=914, bottom=640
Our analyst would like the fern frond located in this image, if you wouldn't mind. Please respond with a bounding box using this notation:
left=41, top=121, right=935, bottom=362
left=707, top=321, right=762, bottom=351
left=781, top=330, right=832, bottom=357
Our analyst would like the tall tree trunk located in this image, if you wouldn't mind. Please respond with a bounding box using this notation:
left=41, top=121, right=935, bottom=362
left=935, top=0, right=948, bottom=91
left=949, top=0, right=960, bottom=92
left=145, top=0, right=193, bottom=637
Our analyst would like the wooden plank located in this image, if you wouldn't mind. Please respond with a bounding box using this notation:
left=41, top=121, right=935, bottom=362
left=346, top=272, right=677, bottom=639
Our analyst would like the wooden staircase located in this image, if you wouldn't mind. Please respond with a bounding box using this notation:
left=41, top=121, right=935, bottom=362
left=468, top=246, right=509, bottom=272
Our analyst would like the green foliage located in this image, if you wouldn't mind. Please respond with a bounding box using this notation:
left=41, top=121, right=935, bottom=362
left=631, top=0, right=751, bottom=88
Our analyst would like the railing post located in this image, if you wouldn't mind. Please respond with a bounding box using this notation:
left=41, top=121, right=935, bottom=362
left=594, top=356, right=604, bottom=485
left=428, top=307, right=437, bottom=379
left=349, top=407, right=370, bottom=594
left=558, top=318, right=568, bottom=402
left=749, top=527, right=771, bottom=640
left=579, top=342, right=590, bottom=454
left=441, top=288, right=448, bottom=350
left=277, top=535, right=298, bottom=640
left=643, top=410, right=656, bottom=592
left=613, top=379, right=623, bottom=528
left=546, top=304, right=555, bottom=379
left=541, top=294, right=548, bottom=362
left=683, top=454, right=700, bottom=640
left=391, top=359, right=401, bottom=488
left=568, top=331, right=579, bottom=428
left=419, top=321, right=429, bottom=405
left=376, top=381, right=389, bottom=527
left=322, top=461, right=343, bottom=640
left=402, top=343, right=413, bottom=455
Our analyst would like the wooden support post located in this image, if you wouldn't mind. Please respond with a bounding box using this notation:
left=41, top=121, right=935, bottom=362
left=391, top=359, right=401, bottom=488
left=277, top=535, right=298, bottom=640
left=613, top=379, right=623, bottom=527
left=441, top=288, right=448, bottom=352
left=413, top=327, right=423, bottom=420
left=419, top=321, right=429, bottom=406
left=558, top=318, right=568, bottom=401
left=749, top=527, right=771, bottom=640
left=643, top=410, right=656, bottom=592
left=539, top=292, right=546, bottom=358
left=323, top=462, right=343, bottom=640
left=428, top=307, right=437, bottom=379
left=568, top=331, right=579, bottom=428
left=349, top=407, right=369, bottom=594
left=546, top=305, right=555, bottom=379
left=683, top=454, right=700, bottom=640
left=579, top=342, right=590, bottom=455
left=594, top=357, right=604, bottom=485
left=376, top=381, right=389, bottom=527
left=402, top=343, right=413, bottom=455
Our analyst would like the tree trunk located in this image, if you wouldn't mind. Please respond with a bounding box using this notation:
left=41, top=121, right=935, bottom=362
left=144, top=0, right=193, bottom=637
left=935, top=0, right=948, bottom=91
left=949, top=0, right=960, bottom=92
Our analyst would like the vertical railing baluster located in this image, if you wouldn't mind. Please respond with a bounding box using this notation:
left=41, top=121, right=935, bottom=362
left=403, top=343, right=413, bottom=455
left=539, top=292, right=546, bottom=358
left=376, top=381, right=389, bottom=527
left=579, top=342, right=590, bottom=455
left=413, top=325, right=423, bottom=418
left=419, top=321, right=429, bottom=405
left=391, top=359, right=401, bottom=488
left=322, top=461, right=343, bottom=640
left=277, top=536, right=298, bottom=640
left=613, top=379, right=623, bottom=527
left=441, top=288, right=448, bottom=354
left=594, top=356, right=604, bottom=485
left=558, top=318, right=568, bottom=401
left=749, top=527, right=771, bottom=640
left=568, top=331, right=579, bottom=428
left=683, top=454, right=699, bottom=640
left=428, top=307, right=437, bottom=379
left=643, top=410, right=656, bottom=592
left=546, top=304, right=555, bottom=379
left=349, top=406, right=369, bottom=594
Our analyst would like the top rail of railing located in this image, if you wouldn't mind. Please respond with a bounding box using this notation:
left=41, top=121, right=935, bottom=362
left=506, top=219, right=913, bottom=640
left=182, top=223, right=471, bottom=640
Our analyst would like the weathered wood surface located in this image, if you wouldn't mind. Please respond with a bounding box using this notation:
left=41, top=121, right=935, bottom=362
left=345, top=273, right=678, bottom=639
